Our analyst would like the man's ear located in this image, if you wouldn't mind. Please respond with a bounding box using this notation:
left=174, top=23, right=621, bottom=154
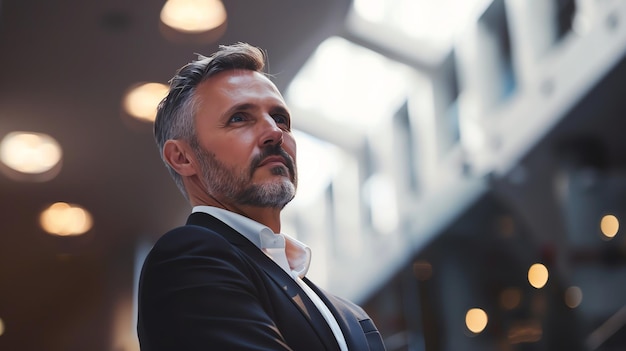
left=163, top=140, right=198, bottom=177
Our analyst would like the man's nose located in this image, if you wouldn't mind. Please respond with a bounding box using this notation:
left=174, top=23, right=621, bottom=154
left=259, top=115, right=284, bottom=146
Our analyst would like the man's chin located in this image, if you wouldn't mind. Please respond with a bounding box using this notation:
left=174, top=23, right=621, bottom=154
left=260, top=178, right=296, bottom=195
left=235, top=179, right=296, bottom=208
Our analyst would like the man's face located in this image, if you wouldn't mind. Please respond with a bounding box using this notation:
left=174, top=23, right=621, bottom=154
left=191, top=70, right=297, bottom=209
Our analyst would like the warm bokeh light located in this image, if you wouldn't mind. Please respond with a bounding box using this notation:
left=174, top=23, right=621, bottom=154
left=528, top=263, right=549, bottom=289
left=565, top=286, right=583, bottom=308
left=413, top=260, right=433, bottom=281
left=160, top=0, right=227, bottom=33
left=0, top=317, right=4, bottom=336
left=496, top=215, right=516, bottom=238
left=465, top=308, right=488, bottom=334
left=500, top=287, right=522, bottom=310
left=0, top=131, right=62, bottom=174
left=600, top=214, right=619, bottom=238
left=40, top=202, right=93, bottom=236
left=123, top=82, right=169, bottom=122
left=507, top=321, right=542, bottom=344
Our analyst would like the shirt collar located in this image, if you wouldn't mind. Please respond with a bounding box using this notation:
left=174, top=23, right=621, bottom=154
left=192, top=206, right=311, bottom=277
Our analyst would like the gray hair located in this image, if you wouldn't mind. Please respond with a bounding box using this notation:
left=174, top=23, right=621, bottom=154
left=154, top=42, right=267, bottom=200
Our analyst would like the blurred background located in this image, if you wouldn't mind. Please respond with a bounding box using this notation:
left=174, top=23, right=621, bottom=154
left=1, top=0, right=626, bottom=350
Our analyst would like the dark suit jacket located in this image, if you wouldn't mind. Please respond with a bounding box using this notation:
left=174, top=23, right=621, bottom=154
left=137, top=212, right=386, bottom=351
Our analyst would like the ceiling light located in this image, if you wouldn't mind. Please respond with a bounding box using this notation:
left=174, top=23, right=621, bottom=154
left=0, top=131, right=62, bottom=174
left=160, top=0, right=227, bottom=33
left=40, top=202, right=93, bottom=236
left=123, top=82, right=169, bottom=122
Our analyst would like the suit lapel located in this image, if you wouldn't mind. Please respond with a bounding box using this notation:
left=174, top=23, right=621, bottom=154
left=303, top=277, right=372, bottom=351
left=186, top=212, right=340, bottom=351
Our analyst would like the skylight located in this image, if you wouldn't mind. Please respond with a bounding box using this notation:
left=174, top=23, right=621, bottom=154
left=291, top=130, right=339, bottom=207
left=286, top=36, right=414, bottom=133
left=352, top=0, right=489, bottom=49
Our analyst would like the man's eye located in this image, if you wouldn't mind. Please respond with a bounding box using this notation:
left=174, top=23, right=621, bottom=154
left=228, top=114, right=246, bottom=123
left=273, top=115, right=289, bottom=125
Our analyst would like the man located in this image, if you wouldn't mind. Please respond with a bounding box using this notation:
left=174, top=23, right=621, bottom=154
left=137, top=42, right=386, bottom=351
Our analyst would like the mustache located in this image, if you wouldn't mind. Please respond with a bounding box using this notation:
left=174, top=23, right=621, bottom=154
left=250, top=144, right=296, bottom=178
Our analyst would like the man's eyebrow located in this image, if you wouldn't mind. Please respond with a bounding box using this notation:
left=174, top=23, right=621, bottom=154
left=270, top=105, right=291, bottom=117
left=223, top=103, right=255, bottom=116
left=221, top=103, right=291, bottom=118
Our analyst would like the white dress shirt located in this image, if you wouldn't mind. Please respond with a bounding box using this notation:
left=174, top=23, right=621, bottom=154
left=192, top=206, right=348, bottom=351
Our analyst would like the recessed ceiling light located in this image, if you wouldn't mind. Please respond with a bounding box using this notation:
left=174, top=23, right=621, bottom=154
left=160, top=0, right=227, bottom=33
left=40, top=202, right=93, bottom=236
left=0, top=131, right=62, bottom=174
left=123, top=82, right=169, bottom=122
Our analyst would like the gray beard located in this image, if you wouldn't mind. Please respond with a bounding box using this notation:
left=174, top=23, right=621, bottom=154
left=194, top=146, right=297, bottom=209
left=236, top=178, right=296, bottom=208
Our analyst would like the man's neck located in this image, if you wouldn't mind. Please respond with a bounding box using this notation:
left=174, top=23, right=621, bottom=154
left=190, top=197, right=282, bottom=233
left=228, top=205, right=282, bottom=233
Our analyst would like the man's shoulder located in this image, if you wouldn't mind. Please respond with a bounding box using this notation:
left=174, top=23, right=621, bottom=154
left=149, top=224, right=232, bottom=257
left=139, top=223, right=256, bottom=281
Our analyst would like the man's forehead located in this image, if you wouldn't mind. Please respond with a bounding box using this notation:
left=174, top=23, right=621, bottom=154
left=195, top=70, right=287, bottom=111
left=202, top=69, right=276, bottom=90
left=196, top=71, right=279, bottom=103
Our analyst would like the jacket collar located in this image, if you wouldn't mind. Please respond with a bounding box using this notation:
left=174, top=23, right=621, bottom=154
left=186, top=212, right=341, bottom=351
left=191, top=206, right=312, bottom=277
